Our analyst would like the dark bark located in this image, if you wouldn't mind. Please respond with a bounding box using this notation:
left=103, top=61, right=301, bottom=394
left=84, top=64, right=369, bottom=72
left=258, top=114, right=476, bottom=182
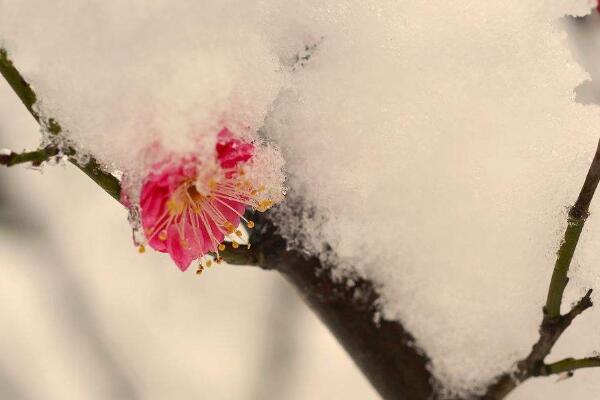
left=481, top=290, right=594, bottom=400
left=248, top=215, right=435, bottom=400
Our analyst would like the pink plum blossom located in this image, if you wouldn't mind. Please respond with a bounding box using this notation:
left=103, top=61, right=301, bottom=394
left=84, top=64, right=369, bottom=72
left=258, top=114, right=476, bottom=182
left=137, top=128, right=276, bottom=271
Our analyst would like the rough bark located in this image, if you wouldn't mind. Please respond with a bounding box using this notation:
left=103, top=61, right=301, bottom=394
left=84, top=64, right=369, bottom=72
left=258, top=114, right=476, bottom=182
left=247, top=215, right=435, bottom=400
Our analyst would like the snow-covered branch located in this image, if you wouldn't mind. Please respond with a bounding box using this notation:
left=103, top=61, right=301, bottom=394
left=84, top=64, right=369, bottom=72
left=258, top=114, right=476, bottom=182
left=0, top=45, right=437, bottom=400
left=0, top=48, right=121, bottom=201
left=243, top=213, right=435, bottom=399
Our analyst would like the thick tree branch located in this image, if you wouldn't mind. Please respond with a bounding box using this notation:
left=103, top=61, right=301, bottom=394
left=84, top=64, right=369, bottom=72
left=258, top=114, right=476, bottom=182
left=220, top=243, right=261, bottom=266
left=242, top=213, right=435, bottom=400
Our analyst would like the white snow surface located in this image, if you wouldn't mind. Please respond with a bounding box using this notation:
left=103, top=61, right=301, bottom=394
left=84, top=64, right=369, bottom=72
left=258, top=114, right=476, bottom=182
left=0, top=1, right=285, bottom=175
left=2, top=0, right=600, bottom=396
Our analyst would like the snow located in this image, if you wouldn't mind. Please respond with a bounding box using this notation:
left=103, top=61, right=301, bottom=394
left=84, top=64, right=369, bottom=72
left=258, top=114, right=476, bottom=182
left=267, top=1, right=600, bottom=395
left=2, top=0, right=600, bottom=396
left=0, top=1, right=284, bottom=177
left=0, top=78, right=377, bottom=399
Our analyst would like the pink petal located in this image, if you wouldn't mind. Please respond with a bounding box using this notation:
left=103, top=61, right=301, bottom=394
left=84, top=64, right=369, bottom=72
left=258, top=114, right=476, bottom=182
left=216, top=127, right=254, bottom=169
left=213, top=198, right=245, bottom=228
left=165, top=224, right=199, bottom=271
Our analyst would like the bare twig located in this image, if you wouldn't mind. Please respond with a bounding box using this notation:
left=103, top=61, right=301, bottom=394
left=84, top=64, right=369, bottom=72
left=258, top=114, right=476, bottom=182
left=0, top=48, right=121, bottom=201
left=0, top=49, right=39, bottom=122
left=571, top=138, right=600, bottom=220
left=546, top=138, right=600, bottom=318
left=482, top=138, right=600, bottom=400
left=525, top=289, right=593, bottom=375
left=0, top=146, right=60, bottom=167
left=539, top=356, right=600, bottom=376
left=482, top=289, right=594, bottom=399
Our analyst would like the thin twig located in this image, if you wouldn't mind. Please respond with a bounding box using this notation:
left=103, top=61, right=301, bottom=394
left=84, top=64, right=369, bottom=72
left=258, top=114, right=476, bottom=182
left=482, top=138, right=600, bottom=400
left=0, top=146, right=60, bottom=167
left=525, top=289, right=594, bottom=375
left=545, top=138, right=600, bottom=318
left=481, top=289, right=594, bottom=399
left=0, top=48, right=121, bottom=201
left=539, top=356, right=600, bottom=376
left=0, top=49, right=40, bottom=123
left=571, top=138, right=600, bottom=220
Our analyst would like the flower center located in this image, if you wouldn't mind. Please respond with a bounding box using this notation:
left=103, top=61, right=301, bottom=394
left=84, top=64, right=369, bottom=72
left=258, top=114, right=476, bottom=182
left=145, top=169, right=276, bottom=264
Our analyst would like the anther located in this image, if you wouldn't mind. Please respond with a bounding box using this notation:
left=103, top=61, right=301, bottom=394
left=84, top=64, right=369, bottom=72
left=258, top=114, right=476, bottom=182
left=232, top=242, right=240, bottom=249
left=138, top=245, right=146, bottom=254
left=247, top=221, right=255, bottom=229
left=257, top=199, right=273, bottom=212
left=218, top=243, right=226, bottom=251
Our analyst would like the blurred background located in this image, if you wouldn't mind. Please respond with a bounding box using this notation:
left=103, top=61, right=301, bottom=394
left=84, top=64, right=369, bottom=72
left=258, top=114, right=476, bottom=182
left=0, top=77, right=378, bottom=398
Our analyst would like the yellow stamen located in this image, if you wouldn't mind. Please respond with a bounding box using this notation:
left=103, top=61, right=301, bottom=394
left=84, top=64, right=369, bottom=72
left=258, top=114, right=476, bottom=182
left=257, top=199, right=273, bottom=212
left=138, top=245, right=146, bottom=254
left=166, top=199, right=185, bottom=215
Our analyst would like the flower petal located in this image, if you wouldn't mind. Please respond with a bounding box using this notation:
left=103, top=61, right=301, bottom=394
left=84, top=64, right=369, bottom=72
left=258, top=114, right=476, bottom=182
left=165, top=224, right=197, bottom=271
left=216, top=127, right=254, bottom=169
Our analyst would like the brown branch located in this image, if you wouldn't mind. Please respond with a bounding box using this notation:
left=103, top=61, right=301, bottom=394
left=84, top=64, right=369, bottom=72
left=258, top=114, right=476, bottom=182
left=545, top=138, right=600, bottom=319
left=570, top=138, right=600, bottom=221
left=481, top=139, right=600, bottom=400
left=482, top=289, right=593, bottom=399
left=226, top=213, right=436, bottom=400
